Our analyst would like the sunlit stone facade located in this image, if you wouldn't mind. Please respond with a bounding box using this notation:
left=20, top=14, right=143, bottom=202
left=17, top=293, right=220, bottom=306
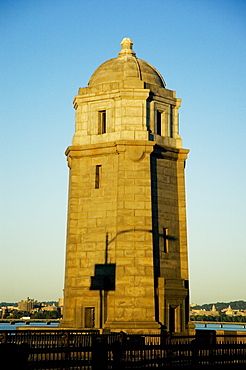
left=61, top=38, right=191, bottom=334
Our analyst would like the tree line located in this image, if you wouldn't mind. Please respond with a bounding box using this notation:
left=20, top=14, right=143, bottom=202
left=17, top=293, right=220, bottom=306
left=192, top=300, right=246, bottom=311
left=4, top=310, right=62, bottom=319
left=191, top=314, right=246, bottom=323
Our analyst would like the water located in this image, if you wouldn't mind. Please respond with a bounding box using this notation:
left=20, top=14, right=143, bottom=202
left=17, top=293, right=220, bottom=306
left=195, top=322, right=246, bottom=332
left=0, top=322, right=59, bottom=331
left=1, top=322, right=246, bottom=332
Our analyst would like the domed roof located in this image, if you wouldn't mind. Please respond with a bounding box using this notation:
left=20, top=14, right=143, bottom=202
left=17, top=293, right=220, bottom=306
left=88, top=38, right=166, bottom=88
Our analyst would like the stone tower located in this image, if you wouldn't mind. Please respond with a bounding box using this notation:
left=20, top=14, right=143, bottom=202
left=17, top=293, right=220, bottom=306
left=61, top=38, right=191, bottom=334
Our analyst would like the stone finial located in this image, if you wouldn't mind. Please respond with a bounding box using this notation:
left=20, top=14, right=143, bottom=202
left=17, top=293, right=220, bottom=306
left=118, top=37, right=136, bottom=57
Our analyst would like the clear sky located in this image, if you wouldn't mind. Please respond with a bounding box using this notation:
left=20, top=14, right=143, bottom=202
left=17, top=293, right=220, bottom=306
left=0, top=0, right=245, bottom=305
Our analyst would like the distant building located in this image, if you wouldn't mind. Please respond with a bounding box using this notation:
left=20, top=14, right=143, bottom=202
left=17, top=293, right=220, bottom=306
left=190, top=305, right=219, bottom=317
left=58, top=297, right=64, bottom=315
left=235, top=310, right=246, bottom=316
left=0, top=308, right=6, bottom=318
left=41, top=304, right=57, bottom=312
left=18, top=297, right=39, bottom=312
left=190, top=304, right=246, bottom=318
left=5, top=306, right=18, bottom=311
left=58, top=298, right=63, bottom=307
left=220, top=305, right=246, bottom=316
left=222, top=305, right=234, bottom=316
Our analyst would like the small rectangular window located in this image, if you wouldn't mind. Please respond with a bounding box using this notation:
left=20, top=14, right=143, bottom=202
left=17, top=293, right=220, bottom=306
left=163, top=228, right=168, bottom=253
left=95, top=165, right=102, bottom=189
left=98, top=110, right=106, bottom=134
left=156, top=110, right=162, bottom=135
left=84, top=307, right=95, bottom=328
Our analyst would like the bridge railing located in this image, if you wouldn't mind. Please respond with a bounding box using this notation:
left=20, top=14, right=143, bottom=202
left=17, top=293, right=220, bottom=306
left=1, top=330, right=246, bottom=369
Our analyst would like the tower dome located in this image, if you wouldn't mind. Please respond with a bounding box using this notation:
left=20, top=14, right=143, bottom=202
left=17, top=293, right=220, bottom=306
left=88, top=37, right=166, bottom=88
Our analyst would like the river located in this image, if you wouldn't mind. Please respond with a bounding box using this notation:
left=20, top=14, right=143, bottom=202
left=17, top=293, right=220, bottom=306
left=0, top=322, right=59, bottom=330
left=195, top=322, right=246, bottom=332
left=1, top=322, right=246, bottom=331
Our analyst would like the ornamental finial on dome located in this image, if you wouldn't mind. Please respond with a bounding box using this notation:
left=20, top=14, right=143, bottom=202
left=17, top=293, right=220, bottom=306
left=118, top=37, right=136, bottom=57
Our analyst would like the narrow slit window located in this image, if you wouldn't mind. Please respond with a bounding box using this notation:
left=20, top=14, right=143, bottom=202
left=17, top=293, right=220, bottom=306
left=95, top=165, right=102, bottom=189
left=156, top=110, right=162, bottom=135
left=170, top=106, right=173, bottom=138
left=163, top=228, right=168, bottom=253
left=98, top=110, right=106, bottom=134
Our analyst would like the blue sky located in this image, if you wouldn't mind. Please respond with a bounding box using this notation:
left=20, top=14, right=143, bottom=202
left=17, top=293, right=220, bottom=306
left=1, top=0, right=245, bottom=304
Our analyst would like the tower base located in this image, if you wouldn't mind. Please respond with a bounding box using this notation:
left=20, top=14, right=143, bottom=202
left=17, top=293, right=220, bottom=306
left=104, top=320, right=162, bottom=334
